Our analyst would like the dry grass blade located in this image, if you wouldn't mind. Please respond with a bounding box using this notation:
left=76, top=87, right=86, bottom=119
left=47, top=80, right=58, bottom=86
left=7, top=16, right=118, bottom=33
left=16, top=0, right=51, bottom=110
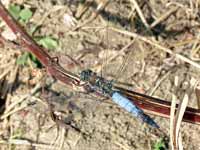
left=2, top=83, right=42, bottom=121
left=34, top=5, right=67, bottom=27
left=58, top=127, right=66, bottom=150
left=49, top=127, right=66, bottom=150
left=1, top=102, right=30, bottom=119
left=0, top=139, right=60, bottom=150
left=178, top=132, right=183, bottom=150
left=73, top=0, right=110, bottom=30
left=110, top=27, right=200, bottom=70
left=170, top=78, right=196, bottom=150
left=0, top=65, right=12, bottom=80
left=173, top=94, right=188, bottom=150
left=0, top=38, right=19, bottom=99
left=170, top=94, right=177, bottom=150
left=150, top=6, right=178, bottom=28
left=114, top=141, right=132, bottom=150
left=149, top=70, right=171, bottom=96
left=129, top=0, right=150, bottom=29
left=1, top=65, right=18, bottom=99
left=195, top=81, right=200, bottom=109
left=4, top=83, right=41, bottom=114
left=170, top=76, right=179, bottom=150
left=191, top=33, right=200, bottom=61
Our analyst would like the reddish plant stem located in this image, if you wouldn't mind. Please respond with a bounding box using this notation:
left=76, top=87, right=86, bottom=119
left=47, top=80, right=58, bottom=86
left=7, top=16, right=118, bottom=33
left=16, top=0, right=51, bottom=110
left=0, top=2, right=200, bottom=125
left=0, top=2, right=80, bottom=86
left=0, top=3, right=50, bottom=65
left=118, top=87, right=200, bottom=125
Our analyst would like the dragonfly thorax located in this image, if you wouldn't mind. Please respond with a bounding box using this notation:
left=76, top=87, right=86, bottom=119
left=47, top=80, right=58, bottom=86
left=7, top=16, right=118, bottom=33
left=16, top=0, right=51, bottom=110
left=80, top=69, right=114, bottom=96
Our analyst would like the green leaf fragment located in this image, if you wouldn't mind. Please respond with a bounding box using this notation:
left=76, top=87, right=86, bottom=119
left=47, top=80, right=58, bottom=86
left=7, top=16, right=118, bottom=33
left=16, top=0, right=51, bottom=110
left=8, top=4, right=33, bottom=22
left=153, top=139, right=167, bottom=150
left=8, top=4, right=21, bottom=20
left=29, top=53, right=42, bottom=68
left=16, top=52, right=29, bottom=65
left=17, top=52, right=42, bottom=68
left=37, top=36, right=58, bottom=50
left=19, top=8, right=33, bottom=22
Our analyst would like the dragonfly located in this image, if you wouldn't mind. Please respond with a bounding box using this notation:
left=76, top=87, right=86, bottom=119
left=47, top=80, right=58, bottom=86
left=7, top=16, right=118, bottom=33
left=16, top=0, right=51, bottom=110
left=69, top=0, right=159, bottom=129
left=79, top=69, right=159, bottom=128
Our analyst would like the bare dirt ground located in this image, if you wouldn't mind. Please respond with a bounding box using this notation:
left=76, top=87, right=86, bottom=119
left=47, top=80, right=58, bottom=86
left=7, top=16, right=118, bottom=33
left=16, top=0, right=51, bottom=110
left=0, top=0, right=200, bottom=150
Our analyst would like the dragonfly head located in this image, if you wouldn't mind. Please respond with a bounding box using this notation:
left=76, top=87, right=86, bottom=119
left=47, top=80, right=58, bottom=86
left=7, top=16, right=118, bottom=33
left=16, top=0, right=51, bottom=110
left=80, top=69, right=94, bottom=81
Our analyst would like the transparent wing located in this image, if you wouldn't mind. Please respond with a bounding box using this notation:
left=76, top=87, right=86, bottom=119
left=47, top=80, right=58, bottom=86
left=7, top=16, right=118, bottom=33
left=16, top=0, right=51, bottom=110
left=50, top=0, right=150, bottom=127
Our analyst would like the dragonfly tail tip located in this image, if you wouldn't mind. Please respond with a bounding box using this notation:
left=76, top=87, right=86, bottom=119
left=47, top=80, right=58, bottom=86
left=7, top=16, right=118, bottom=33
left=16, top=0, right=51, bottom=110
left=141, top=114, right=160, bottom=129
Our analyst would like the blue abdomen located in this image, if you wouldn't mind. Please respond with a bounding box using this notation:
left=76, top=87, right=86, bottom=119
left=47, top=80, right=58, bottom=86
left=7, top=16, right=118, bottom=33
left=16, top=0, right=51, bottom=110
left=111, top=92, right=159, bottom=128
